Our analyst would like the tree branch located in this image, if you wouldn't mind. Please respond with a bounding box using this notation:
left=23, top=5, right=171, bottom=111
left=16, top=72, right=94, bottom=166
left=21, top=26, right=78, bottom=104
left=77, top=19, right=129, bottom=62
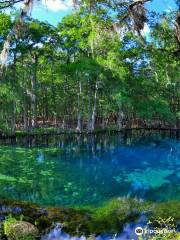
left=0, top=0, right=24, bottom=9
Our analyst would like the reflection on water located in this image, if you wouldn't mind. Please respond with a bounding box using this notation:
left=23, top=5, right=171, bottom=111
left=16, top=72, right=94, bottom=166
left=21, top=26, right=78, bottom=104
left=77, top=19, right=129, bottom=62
left=0, top=130, right=179, bottom=207
left=42, top=215, right=147, bottom=240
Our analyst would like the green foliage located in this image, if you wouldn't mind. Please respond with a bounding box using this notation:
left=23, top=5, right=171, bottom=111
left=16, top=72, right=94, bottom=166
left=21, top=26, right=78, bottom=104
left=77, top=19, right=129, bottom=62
left=0, top=6, right=179, bottom=133
left=0, top=13, right=11, bottom=37
left=4, top=215, right=17, bottom=236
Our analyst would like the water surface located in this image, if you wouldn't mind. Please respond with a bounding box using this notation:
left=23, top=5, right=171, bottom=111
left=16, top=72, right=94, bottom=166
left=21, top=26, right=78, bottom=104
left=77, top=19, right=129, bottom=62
left=0, top=130, right=179, bottom=207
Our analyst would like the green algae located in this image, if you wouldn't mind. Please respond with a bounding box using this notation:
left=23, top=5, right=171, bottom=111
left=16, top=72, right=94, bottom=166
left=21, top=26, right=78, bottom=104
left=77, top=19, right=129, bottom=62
left=150, top=232, right=180, bottom=240
left=92, top=198, right=146, bottom=222
left=4, top=215, right=18, bottom=236
left=89, top=198, right=146, bottom=234
left=1, top=198, right=180, bottom=237
left=150, top=201, right=180, bottom=222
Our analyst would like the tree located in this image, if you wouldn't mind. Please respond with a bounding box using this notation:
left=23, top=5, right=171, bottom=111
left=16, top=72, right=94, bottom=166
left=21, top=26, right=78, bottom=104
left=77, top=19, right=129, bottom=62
left=0, top=3, right=179, bottom=135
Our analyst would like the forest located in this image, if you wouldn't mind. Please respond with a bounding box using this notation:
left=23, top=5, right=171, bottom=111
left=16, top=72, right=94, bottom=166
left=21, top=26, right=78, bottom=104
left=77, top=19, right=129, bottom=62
left=0, top=0, right=180, bottom=135
left=0, top=1, right=180, bottom=240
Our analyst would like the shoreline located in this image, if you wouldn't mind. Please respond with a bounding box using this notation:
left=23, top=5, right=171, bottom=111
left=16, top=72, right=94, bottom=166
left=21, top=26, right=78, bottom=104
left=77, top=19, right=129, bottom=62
left=0, top=127, right=179, bottom=139
left=0, top=197, right=180, bottom=239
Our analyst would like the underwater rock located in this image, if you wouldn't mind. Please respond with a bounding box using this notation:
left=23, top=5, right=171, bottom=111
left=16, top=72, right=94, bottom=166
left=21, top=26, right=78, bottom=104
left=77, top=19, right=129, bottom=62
left=5, top=221, right=39, bottom=240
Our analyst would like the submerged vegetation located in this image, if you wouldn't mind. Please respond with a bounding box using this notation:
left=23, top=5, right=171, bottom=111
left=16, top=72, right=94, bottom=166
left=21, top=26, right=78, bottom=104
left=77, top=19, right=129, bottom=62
left=1, top=197, right=180, bottom=239
left=0, top=133, right=179, bottom=206
left=0, top=132, right=178, bottom=238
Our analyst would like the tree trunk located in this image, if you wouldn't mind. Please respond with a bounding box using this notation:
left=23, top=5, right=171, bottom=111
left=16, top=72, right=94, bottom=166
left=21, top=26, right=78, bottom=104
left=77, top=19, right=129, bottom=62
left=23, top=105, right=28, bottom=131
left=51, top=65, right=57, bottom=127
left=31, top=54, right=38, bottom=129
left=117, top=105, right=123, bottom=131
left=11, top=52, right=17, bottom=135
left=88, top=81, right=98, bottom=133
left=45, top=86, right=48, bottom=124
left=76, top=81, right=82, bottom=132
left=87, top=79, right=92, bottom=132
left=11, top=101, right=16, bottom=135
left=23, top=94, right=28, bottom=131
left=91, top=81, right=98, bottom=132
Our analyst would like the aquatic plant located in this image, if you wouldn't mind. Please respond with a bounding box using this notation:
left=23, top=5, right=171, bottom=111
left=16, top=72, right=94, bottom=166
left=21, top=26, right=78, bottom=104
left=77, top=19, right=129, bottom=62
left=4, top=215, right=18, bottom=236
left=149, top=232, right=180, bottom=240
left=150, top=201, right=180, bottom=222
left=1, top=197, right=180, bottom=238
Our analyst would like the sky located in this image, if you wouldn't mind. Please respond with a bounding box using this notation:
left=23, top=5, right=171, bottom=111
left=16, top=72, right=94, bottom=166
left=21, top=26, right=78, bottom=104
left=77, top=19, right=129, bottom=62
left=31, top=0, right=73, bottom=26
left=29, top=0, right=177, bottom=26
left=4, top=0, right=177, bottom=26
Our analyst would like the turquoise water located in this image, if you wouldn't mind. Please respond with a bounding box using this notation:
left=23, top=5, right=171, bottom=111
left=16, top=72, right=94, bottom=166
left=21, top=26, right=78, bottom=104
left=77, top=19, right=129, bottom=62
left=0, top=130, right=179, bottom=207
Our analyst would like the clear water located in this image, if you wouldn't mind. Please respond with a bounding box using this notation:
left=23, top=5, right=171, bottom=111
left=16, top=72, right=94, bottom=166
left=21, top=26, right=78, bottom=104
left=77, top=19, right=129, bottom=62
left=42, top=215, right=147, bottom=240
left=0, top=130, right=179, bottom=207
